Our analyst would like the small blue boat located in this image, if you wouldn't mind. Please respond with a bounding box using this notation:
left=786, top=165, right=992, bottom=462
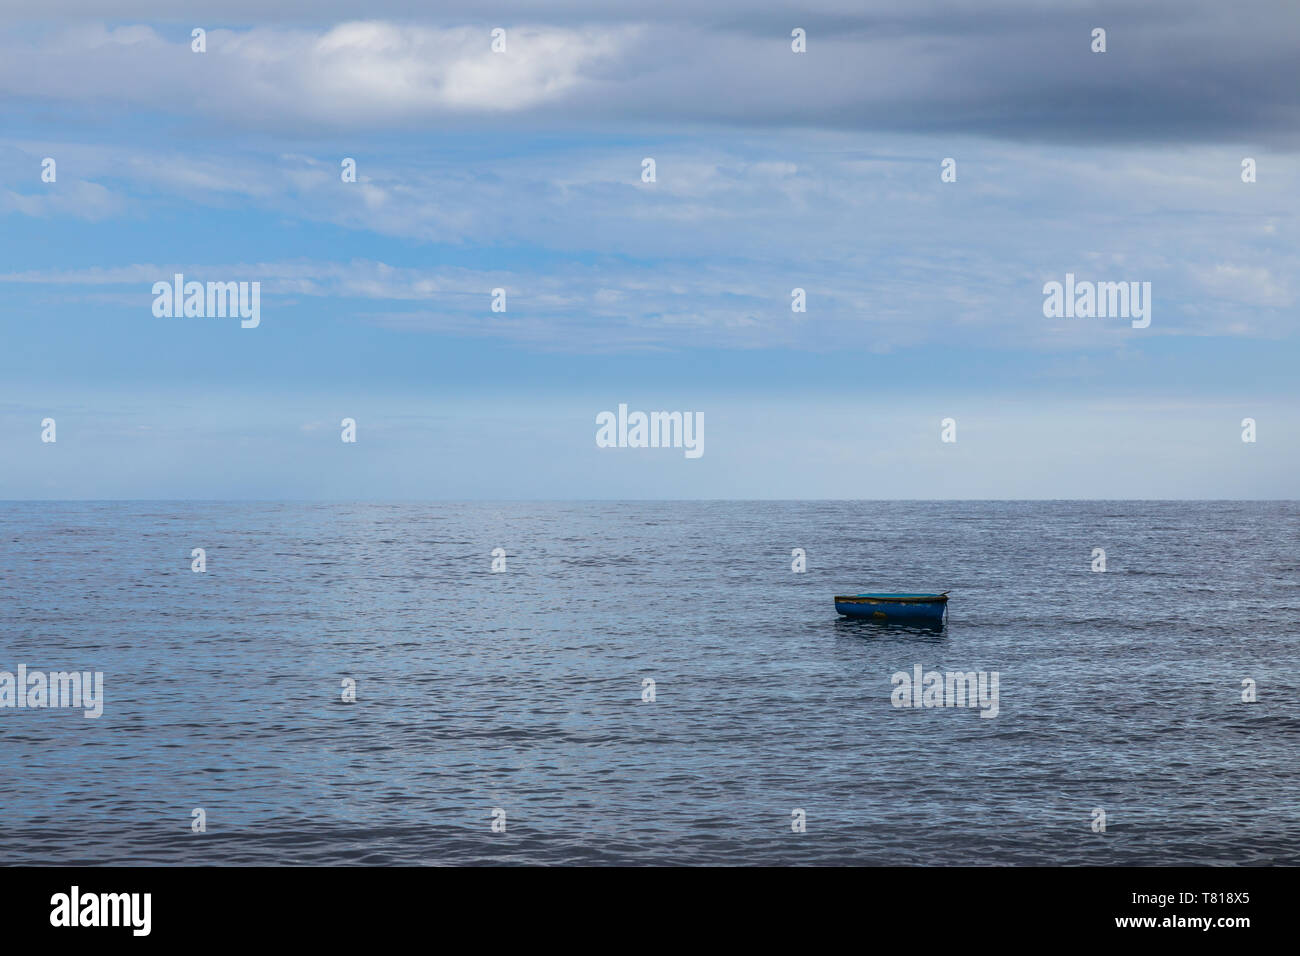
left=834, top=592, right=948, bottom=624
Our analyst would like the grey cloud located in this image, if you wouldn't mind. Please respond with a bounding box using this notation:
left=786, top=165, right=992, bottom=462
left=0, top=2, right=1294, bottom=145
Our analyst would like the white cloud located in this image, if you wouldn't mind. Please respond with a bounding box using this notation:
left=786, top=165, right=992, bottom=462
left=0, top=179, right=124, bottom=220
left=1193, top=263, right=1292, bottom=308
left=0, top=21, right=636, bottom=128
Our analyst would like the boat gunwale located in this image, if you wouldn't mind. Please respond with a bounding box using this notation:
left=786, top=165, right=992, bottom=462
left=833, top=593, right=949, bottom=605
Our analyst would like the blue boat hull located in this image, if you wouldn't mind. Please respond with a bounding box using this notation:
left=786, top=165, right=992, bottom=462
left=834, top=593, right=948, bottom=624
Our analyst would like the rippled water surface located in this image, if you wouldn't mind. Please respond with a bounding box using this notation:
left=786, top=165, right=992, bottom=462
left=1, top=501, right=1297, bottom=865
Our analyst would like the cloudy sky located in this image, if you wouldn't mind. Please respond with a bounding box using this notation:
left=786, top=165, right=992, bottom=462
left=1, top=1, right=1297, bottom=498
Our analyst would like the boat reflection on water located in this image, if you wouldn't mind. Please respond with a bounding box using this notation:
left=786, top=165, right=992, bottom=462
left=833, top=615, right=947, bottom=639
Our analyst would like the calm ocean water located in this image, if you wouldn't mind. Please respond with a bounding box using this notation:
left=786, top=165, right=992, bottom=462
left=1, top=501, right=1297, bottom=865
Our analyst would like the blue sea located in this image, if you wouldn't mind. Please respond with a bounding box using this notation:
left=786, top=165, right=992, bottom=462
left=1, top=500, right=1297, bottom=865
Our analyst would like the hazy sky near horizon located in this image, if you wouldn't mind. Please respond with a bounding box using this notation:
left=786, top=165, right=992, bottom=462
left=1, top=1, right=1297, bottom=498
